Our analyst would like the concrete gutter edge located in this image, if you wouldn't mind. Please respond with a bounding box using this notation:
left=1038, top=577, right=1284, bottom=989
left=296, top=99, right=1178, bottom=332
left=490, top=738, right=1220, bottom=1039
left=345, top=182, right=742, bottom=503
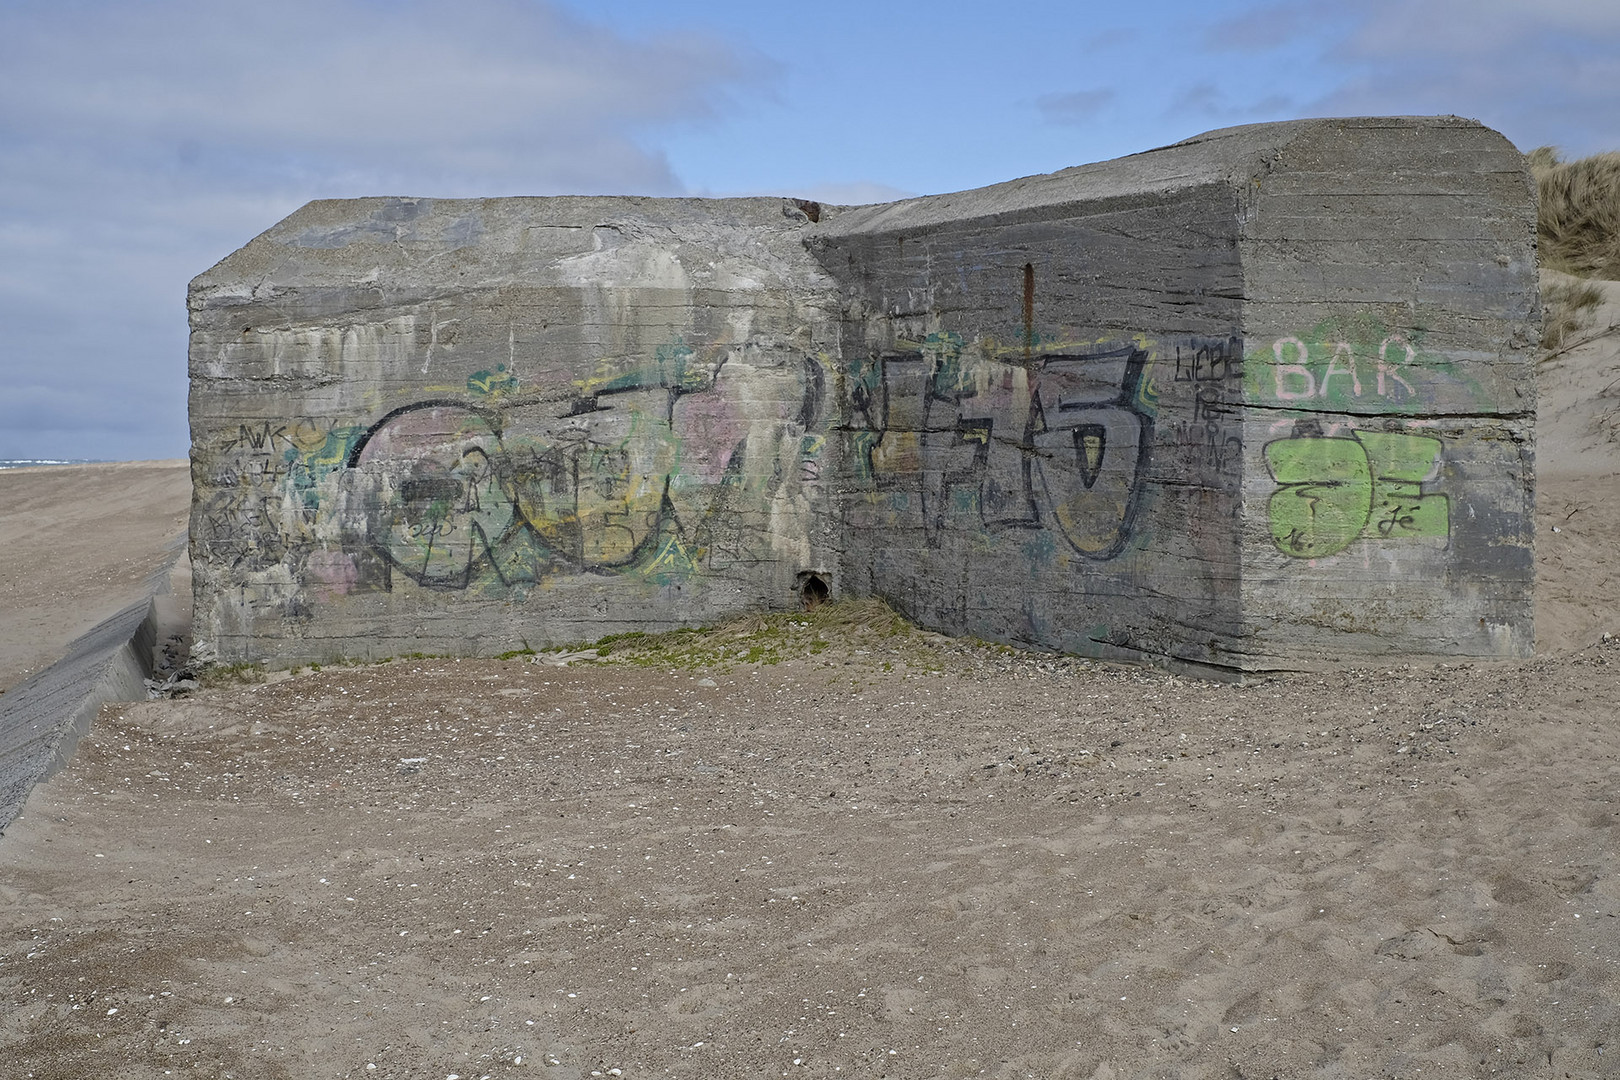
left=0, top=554, right=183, bottom=833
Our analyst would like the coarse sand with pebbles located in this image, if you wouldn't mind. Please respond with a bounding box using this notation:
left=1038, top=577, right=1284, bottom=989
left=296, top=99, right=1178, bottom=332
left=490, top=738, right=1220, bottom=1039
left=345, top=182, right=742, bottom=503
left=2, top=298, right=1620, bottom=1079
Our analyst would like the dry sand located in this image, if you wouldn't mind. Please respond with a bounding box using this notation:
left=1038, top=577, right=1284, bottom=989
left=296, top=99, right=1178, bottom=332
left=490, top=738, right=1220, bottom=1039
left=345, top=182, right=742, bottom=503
left=1, top=313, right=1619, bottom=1079
left=0, top=461, right=190, bottom=693
left=3, top=637, right=1618, bottom=1080
left=1534, top=272, right=1620, bottom=654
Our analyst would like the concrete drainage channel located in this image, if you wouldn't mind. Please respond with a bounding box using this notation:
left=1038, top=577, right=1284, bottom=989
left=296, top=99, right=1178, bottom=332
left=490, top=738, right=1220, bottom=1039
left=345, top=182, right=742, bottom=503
left=0, top=551, right=191, bottom=831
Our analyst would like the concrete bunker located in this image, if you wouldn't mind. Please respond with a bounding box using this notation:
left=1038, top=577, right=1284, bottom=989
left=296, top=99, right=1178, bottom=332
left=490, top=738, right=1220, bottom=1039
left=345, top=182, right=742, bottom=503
left=188, top=116, right=1538, bottom=674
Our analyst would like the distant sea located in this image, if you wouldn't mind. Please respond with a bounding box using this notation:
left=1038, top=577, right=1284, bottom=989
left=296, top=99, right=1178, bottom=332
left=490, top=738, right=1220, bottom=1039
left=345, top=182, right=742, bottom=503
left=0, top=459, right=104, bottom=470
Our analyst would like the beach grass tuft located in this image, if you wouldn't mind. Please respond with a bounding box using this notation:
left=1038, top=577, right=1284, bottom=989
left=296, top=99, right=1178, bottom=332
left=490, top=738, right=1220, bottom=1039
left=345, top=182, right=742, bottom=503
left=1531, top=146, right=1620, bottom=280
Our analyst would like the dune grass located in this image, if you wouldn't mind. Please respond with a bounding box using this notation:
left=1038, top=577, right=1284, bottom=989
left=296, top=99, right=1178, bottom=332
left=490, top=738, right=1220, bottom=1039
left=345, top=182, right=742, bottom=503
left=1530, top=146, right=1620, bottom=280
left=1530, top=147, right=1620, bottom=357
left=1541, top=275, right=1606, bottom=355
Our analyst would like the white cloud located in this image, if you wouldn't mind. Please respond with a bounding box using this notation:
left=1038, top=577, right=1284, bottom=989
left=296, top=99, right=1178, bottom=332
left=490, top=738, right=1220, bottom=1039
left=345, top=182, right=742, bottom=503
left=0, top=0, right=765, bottom=458
left=1163, top=81, right=1296, bottom=123
left=788, top=181, right=918, bottom=206
left=1317, top=1, right=1620, bottom=154
left=1199, top=1, right=1325, bottom=51
left=1343, top=0, right=1620, bottom=45
left=1188, top=0, right=1620, bottom=155
left=1037, top=89, right=1117, bottom=128
left=0, top=0, right=766, bottom=195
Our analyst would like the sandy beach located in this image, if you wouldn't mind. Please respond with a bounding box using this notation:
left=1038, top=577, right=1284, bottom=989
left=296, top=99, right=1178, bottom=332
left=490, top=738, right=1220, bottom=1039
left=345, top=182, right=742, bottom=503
left=0, top=461, right=190, bottom=694
left=1, top=288, right=1619, bottom=1077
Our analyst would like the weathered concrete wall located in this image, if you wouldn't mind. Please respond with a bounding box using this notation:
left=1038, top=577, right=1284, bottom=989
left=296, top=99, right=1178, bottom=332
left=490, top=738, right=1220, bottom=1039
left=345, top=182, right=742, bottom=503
left=807, top=150, right=1252, bottom=670
left=189, top=116, right=1537, bottom=672
left=805, top=116, right=1536, bottom=669
left=1232, top=120, right=1537, bottom=665
left=189, top=197, right=843, bottom=664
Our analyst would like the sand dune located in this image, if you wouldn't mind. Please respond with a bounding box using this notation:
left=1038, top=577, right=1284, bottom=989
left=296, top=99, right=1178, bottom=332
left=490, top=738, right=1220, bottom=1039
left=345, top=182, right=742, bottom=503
left=1535, top=271, right=1620, bottom=653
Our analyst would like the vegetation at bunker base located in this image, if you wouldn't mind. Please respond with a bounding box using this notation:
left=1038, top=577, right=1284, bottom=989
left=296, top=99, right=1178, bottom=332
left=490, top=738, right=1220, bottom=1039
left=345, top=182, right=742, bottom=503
left=582, top=596, right=933, bottom=669
left=192, top=598, right=986, bottom=683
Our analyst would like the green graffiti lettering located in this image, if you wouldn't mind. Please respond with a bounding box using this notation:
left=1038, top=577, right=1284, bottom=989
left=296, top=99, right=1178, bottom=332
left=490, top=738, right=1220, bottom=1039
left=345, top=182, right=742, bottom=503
left=467, top=364, right=520, bottom=396
left=1265, top=430, right=1449, bottom=559
left=1265, top=437, right=1372, bottom=558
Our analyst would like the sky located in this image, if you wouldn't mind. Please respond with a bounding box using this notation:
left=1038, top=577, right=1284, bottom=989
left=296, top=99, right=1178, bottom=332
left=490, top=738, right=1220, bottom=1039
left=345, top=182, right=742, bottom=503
left=3, top=0, right=1618, bottom=462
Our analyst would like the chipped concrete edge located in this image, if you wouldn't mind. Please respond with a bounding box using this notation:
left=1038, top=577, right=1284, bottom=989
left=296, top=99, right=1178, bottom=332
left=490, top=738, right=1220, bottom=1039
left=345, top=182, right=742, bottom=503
left=0, top=547, right=187, bottom=833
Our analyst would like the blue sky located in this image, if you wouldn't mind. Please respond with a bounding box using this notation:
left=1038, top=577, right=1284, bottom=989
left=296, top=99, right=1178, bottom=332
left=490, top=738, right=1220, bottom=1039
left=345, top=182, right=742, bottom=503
left=3, top=0, right=1618, bottom=462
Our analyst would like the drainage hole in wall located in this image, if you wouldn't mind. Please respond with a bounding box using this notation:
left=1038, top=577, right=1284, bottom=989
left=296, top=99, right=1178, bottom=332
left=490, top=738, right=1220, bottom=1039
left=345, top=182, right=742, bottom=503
left=797, top=572, right=830, bottom=609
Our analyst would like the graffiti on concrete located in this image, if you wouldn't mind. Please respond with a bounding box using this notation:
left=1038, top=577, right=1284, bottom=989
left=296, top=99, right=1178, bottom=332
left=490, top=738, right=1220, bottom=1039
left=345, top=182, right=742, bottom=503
left=1264, top=423, right=1449, bottom=559
left=847, top=332, right=1156, bottom=560
left=1246, top=316, right=1487, bottom=413
left=1265, top=335, right=1416, bottom=404
left=1247, top=313, right=1465, bottom=560
left=195, top=341, right=828, bottom=598
left=194, top=418, right=365, bottom=578
left=466, top=364, right=520, bottom=397
left=351, top=345, right=824, bottom=591
left=1168, top=337, right=1244, bottom=481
